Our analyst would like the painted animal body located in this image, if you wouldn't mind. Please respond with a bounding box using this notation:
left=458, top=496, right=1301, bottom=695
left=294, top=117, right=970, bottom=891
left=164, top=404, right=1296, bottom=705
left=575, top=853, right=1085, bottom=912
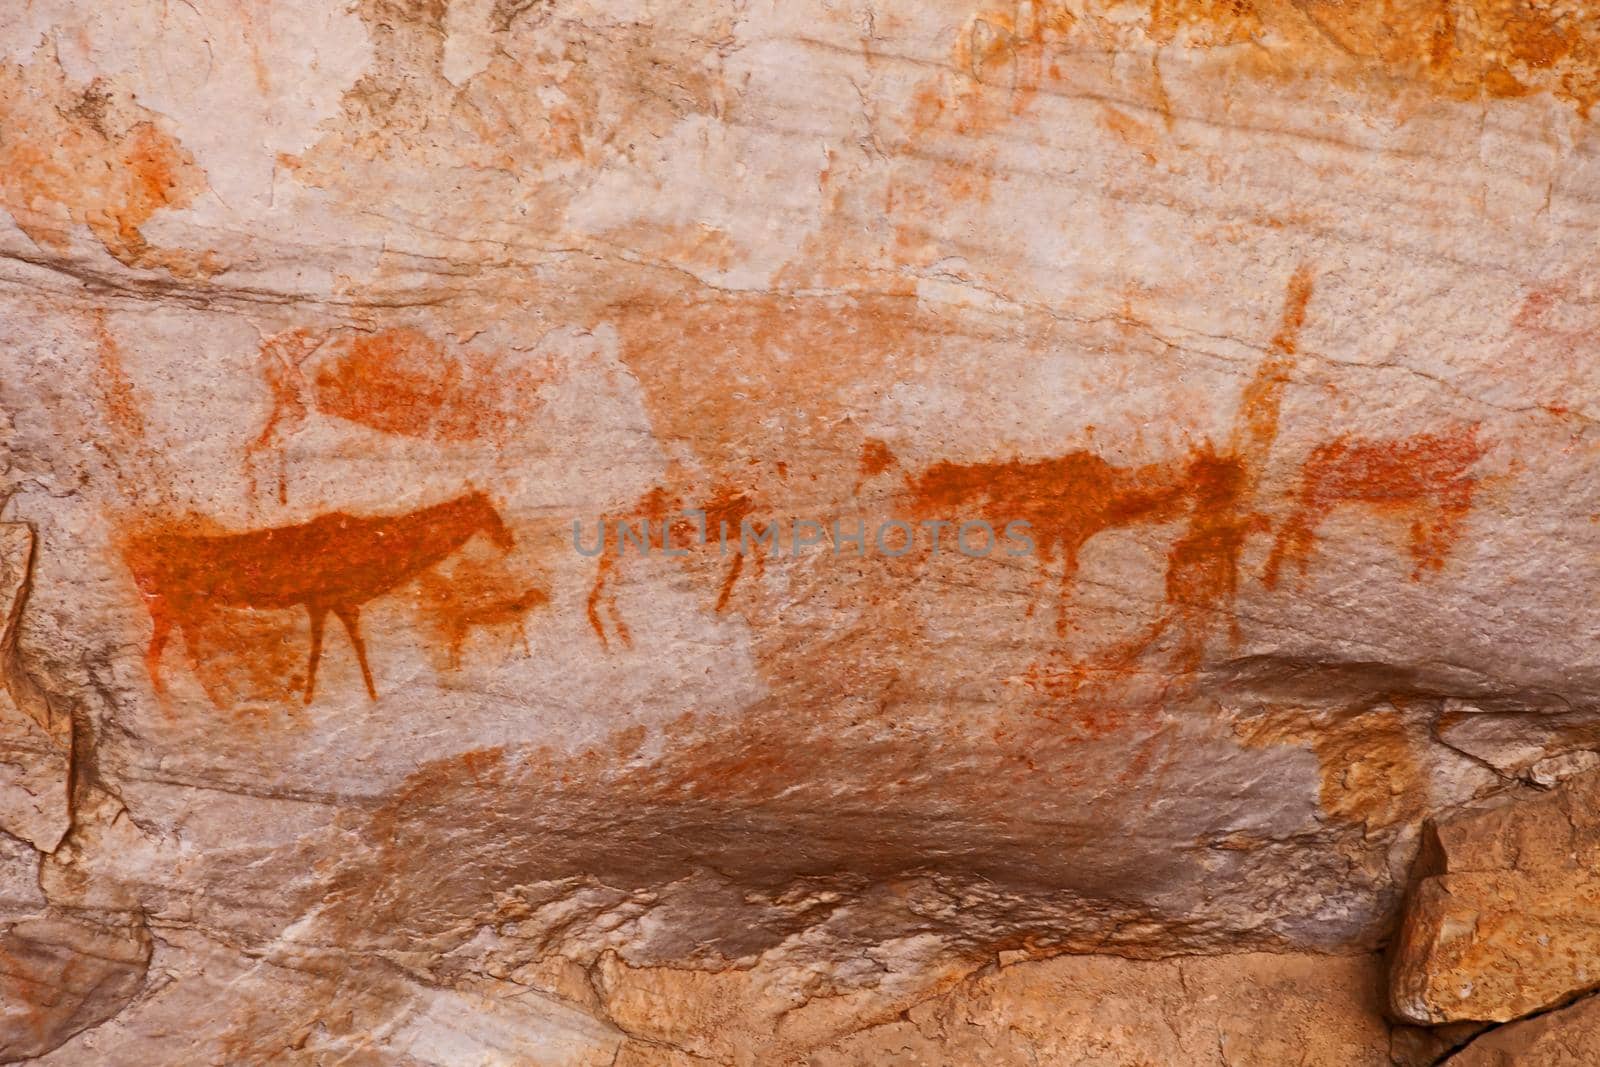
left=127, top=491, right=514, bottom=703
left=907, top=451, right=1192, bottom=636
left=436, top=585, right=550, bottom=668
left=1264, top=427, right=1485, bottom=588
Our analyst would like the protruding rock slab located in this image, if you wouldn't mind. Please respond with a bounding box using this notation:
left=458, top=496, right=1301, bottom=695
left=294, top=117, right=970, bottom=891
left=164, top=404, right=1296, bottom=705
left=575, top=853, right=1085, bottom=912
left=813, top=951, right=1392, bottom=1067
left=1445, top=994, right=1600, bottom=1066
left=1390, top=768, right=1600, bottom=1024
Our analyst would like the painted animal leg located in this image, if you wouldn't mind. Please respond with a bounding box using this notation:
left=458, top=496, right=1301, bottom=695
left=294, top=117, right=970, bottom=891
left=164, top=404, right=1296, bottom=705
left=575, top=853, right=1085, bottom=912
left=333, top=604, right=378, bottom=701
left=714, top=551, right=744, bottom=613
left=1053, top=547, right=1081, bottom=639
left=1105, top=609, right=1174, bottom=671
left=1023, top=564, right=1048, bottom=619
left=144, top=597, right=174, bottom=693
left=1407, top=518, right=1430, bottom=579
left=1263, top=511, right=1315, bottom=590
left=304, top=605, right=327, bottom=705
left=608, top=597, right=633, bottom=649
left=1170, top=606, right=1209, bottom=674
left=600, top=561, right=633, bottom=649
left=587, top=555, right=615, bottom=650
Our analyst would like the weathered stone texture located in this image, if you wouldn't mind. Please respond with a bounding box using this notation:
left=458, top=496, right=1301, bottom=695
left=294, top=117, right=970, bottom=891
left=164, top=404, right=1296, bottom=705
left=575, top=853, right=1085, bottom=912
left=808, top=952, right=1392, bottom=1067
left=1445, top=994, right=1600, bottom=1066
left=1391, top=768, right=1600, bottom=1024
left=0, top=525, right=70, bottom=853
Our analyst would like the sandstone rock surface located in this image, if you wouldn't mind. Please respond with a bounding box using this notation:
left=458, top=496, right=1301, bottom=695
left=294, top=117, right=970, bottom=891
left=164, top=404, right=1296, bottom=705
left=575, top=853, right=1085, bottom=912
left=1445, top=995, right=1600, bottom=1066
left=1, top=0, right=1599, bottom=1061
left=0, top=526, right=69, bottom=853
left=812, top=951, right=1392, bottom=1067
left=1391, top=768, right=1600, bottom=1024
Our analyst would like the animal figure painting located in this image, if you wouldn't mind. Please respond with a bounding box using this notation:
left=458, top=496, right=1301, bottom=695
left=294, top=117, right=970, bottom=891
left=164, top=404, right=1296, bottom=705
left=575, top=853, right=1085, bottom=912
left=125, top=491, right=514, bottom=703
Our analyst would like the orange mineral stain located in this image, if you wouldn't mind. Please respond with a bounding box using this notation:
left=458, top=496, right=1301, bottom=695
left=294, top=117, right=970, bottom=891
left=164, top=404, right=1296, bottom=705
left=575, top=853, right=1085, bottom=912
left=0, top=59, right=218, bottom=276
left=1146, top=0, right=1261, bottom=44
left=1274, top=0, right=1600, bottom=115
left=1235, top=703, right=1428, bottom=834
left=913, top=0, right=1600, bottom=138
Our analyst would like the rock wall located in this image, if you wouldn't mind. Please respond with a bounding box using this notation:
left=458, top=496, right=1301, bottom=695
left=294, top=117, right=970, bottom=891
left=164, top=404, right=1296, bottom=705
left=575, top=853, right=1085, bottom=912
left=2, top=0, right=1599, bottom=1063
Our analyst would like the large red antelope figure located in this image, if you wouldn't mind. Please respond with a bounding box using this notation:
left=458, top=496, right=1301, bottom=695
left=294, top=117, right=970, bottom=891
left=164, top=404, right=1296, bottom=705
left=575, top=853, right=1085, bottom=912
left=906, top=450, right=1193, bottom=637
left=125, top=491, right=515, bottom=703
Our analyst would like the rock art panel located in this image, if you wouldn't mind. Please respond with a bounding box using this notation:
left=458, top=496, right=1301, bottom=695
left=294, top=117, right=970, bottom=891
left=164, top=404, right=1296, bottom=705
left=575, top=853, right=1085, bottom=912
left=247, top=325, right=554, bottom=503
left=0, top=0, right=1597, bottom=1061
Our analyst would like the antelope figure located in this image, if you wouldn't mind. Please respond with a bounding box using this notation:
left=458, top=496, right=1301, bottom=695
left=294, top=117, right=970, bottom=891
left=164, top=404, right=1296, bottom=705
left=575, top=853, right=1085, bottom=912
left=1104, top=267, right=1311, bottom=671
left=906, top=450, right=1193, bottom=637
left=1263, top=427, right=1485, bottom=588
left=126, top=491, right=515, bottom=703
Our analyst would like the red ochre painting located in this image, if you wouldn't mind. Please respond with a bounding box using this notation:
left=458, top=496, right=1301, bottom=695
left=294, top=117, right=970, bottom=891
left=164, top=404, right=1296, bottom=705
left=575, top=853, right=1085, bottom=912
left=101, top=267, right=1490, bottom=706
left=124, top=492, right=516, bottom=705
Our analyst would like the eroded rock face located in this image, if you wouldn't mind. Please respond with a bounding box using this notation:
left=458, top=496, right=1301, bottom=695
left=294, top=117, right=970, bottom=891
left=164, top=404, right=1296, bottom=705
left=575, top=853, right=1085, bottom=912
left=813, top=952, right=1393, bottom=1067
left=0, top=527, right=149, bottom=1060
left=0, top=526, right=69, bottom=853
left=0, top=913, right=151, bottom=1062
left=1, top=0, right=1599, bottom=1061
